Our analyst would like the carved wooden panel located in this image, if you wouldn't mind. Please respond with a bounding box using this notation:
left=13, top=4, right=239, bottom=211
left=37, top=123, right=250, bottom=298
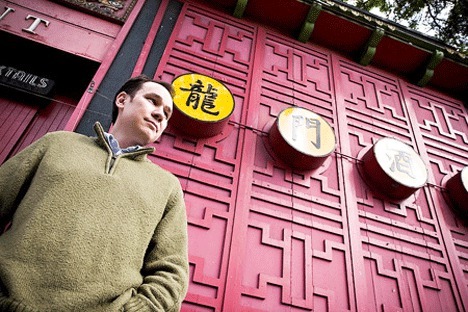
left=402, top=84, right=468, bottom=307
left=153, top=4, right=467, bottom=311
left=223, top=33, right=353, bottom=311
left=334, top=58, right=466, bottom=311
left=1, top=1, right=467, bottom=311
left=153, top=5, right=256, bottom=311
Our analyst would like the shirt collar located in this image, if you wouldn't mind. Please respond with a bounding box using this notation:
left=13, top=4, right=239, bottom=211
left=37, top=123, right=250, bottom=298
left=93, top=122, right=154, bottom=159
left=103, top=132, right=141, bottom=156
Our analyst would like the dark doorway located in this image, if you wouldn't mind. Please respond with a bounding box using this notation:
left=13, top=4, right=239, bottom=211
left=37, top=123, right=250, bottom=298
left=0, top=31, right=99, bottom=163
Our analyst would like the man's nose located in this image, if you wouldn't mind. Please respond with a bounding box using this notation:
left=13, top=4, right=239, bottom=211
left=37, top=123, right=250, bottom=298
left=152, top=108, right=164, bottom=122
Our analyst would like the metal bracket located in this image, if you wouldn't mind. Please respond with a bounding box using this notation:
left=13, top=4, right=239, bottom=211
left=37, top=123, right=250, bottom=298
left=233, top=0, right=248, bottom=18
left=359, top=27, right=384, bottom=66
left=416, top=50, right=444, bottom=87
left=298, top=3, right=322, bottom=43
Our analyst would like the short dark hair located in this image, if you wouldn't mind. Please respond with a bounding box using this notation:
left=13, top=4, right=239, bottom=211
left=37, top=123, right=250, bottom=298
left=112, top=75, right=175, bottom=123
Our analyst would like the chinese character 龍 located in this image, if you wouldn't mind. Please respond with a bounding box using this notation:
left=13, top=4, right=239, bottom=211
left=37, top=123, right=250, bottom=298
left=180, top=80, right=220, bottom=116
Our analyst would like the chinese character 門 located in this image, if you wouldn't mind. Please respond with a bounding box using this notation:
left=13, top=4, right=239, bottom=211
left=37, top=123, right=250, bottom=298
left=292, top=115, right=321, bottom=148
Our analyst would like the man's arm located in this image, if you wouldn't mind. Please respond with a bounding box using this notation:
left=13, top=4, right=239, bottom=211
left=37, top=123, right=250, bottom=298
left=0, top=136, right=48, bottom=232
left=123, top=185, right=189, bottom=312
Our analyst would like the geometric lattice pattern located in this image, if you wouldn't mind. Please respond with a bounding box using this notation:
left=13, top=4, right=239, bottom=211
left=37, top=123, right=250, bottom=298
left=148, top=4, right=468, bottom=311
left=4, top=2, right=465, bottom=311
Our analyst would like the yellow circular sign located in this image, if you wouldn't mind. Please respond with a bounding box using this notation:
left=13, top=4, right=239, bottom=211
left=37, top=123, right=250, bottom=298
left=277, top=107, right=336, bottom=157
left=172, top=73, right=234, bottom=122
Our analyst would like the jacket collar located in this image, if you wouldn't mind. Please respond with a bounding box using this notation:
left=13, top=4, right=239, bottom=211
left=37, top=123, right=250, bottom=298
left=93, top=122, right=155, bottom=160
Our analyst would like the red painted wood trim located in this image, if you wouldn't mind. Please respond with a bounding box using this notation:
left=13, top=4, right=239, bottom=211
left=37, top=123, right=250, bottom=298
left=221, top=26, right=264, bottom=312
left=132, top=0, right=170, bottom=76
left=331, top=53, right=371, bottom=312
left=1, top=0, right=119, bottom=62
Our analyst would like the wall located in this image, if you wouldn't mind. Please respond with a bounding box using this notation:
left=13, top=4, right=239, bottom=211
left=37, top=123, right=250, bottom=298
left=0, top=0, right=114, bottom=162
left=0, top=0, right=121, bottom=62
left=1, top=0, right=467, bottom=311
left=146, top=2, right=467, bottom=311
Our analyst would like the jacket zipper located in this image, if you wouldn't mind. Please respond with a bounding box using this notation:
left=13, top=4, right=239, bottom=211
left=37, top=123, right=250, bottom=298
left=108, top=154, right=118, bottom=174
left=105, top=148, right=153, bottom=175
left=93, top=122, right=153, bottom=175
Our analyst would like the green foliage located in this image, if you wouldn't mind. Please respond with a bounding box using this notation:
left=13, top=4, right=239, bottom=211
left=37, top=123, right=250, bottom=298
left=345, top=0, right=467, bottom=54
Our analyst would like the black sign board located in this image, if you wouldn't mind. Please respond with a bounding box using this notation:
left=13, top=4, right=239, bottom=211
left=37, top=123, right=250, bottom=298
left=0, top=65, right=55, bottom=96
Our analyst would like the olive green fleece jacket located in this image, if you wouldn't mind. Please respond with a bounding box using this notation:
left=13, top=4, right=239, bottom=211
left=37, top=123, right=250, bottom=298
left=0, top=123, right=189, bottom=311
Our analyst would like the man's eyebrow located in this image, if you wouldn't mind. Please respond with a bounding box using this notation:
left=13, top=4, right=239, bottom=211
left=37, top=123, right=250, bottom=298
left=148, top=93, right=163, bottom=101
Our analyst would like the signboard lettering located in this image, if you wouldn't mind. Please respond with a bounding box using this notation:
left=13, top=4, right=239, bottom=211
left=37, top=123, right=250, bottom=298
left=268, top=107, right=336, bottom=170
left=292, top=115, right=321, bottom=148
left=23, top=14, right=50, bottom=34
left=360, top=137, right=428, bottom=199
left=0, top=7, right=15, bottom=21
left=389, top=150, right=416, bottom=179
left=277, top=107, right=335, bottom=157
left=374, top=138, right=427, bottom=188
left=0, top=7, right=50, bottom=34
left=172, top=73, right=234, bottom=122
left=180, top=80, right=220, bottom=116
left=0, top=65, right=55, bottom=95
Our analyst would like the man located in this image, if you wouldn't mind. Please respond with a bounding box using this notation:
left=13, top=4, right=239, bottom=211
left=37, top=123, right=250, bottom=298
left=0, top=75, right=189, bottom=311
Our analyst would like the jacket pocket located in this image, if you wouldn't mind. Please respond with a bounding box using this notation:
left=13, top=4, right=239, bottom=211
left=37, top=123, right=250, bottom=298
left=108, top=288, right=136, bottom=311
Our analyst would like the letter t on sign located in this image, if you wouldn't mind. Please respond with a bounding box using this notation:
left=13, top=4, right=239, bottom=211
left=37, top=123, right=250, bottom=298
left=23, top=14, right=49, bottom=34
left=0, top=7, right=15, bottom=21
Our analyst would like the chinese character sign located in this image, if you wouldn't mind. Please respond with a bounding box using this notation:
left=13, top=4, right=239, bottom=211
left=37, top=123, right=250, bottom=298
left=389, top=150, right=416, bottom=179
left=374, top=138, right=427, bottom=188
left=172, top=73, right=234, bottom=122
left=445, top=166, right=468, bottom=213
left=277, top=107, right=336, bottom=157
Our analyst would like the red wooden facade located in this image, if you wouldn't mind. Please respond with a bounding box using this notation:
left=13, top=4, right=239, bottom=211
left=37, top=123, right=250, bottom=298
left=1, top=0, right=467, bottom=311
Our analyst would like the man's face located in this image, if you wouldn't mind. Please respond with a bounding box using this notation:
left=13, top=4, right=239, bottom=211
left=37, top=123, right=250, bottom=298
left=115, top=81, right=173, bottom=146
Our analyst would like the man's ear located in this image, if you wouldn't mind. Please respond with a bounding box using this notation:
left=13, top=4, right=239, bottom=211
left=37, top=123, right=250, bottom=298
left=115, top=91, right=127, bottom=109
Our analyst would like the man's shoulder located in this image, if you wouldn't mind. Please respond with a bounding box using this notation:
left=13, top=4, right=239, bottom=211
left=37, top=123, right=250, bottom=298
left=41, top=130, right=94, bottom=145
left=145, top=161, right=177, bottom=177
left=144, top=160, right=181, bottom=186
left=28, top=131, right=98, bottom=155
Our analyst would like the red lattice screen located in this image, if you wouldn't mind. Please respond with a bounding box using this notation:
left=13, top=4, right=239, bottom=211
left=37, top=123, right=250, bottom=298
left=1, top=1, right=460, bottom=310
left=144, top=3, right=468, bottom=311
